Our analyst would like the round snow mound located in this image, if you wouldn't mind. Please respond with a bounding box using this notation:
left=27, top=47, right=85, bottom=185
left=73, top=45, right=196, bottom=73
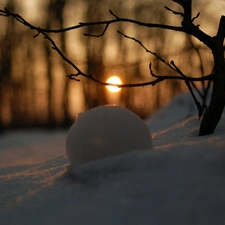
left=66, top=105, right=152, bottom=165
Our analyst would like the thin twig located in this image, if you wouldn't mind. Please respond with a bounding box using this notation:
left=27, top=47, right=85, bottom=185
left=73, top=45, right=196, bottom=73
left=191, top=12, right=200, bottom=23
left=164, top=6, right=184, bottom=17
left=83, top=24, right=109, bottom=37
left=117, top=31, right=177, bottom=73
left=171, top=61, right=203, bottom=117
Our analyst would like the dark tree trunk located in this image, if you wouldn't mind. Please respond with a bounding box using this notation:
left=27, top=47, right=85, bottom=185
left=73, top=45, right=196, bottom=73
left=199, top=16, right=225, bottom=135
left=199, top=80, right=225, bottom=135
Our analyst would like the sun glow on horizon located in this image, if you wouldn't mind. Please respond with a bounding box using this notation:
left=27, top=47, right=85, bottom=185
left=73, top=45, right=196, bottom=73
left=106, top=76, right=122, bottom=93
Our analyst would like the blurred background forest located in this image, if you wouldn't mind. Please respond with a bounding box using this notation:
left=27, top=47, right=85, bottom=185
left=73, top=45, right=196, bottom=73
left=0, top=0, right=224, bottom=129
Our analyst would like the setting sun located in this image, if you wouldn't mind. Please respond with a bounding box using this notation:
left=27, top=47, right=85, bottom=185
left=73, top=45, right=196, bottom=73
left=106, top=76, right=122, bottom=93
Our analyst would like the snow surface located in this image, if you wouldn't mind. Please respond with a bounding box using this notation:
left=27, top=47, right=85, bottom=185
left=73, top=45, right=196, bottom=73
left=0, top=92, right=225, bottom=225
left=66, top=105, right=152, bottom=165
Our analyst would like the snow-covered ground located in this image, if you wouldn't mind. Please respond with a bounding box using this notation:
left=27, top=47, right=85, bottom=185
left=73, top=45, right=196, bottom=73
left=0, top=92, right=225, bottom=225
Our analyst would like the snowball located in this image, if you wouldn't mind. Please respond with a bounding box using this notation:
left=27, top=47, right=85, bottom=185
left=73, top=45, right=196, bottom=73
left=66, top=105, right=152, bottom=165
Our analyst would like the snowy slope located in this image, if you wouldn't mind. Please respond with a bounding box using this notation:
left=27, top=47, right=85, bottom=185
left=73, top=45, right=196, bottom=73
left=146, top=91, right=203, bottom=133
left=0, top=93, right=225, bottom=225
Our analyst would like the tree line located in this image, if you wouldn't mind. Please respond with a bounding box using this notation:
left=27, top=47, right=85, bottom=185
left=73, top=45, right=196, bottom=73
left=0, top=0, right=215, bottom=129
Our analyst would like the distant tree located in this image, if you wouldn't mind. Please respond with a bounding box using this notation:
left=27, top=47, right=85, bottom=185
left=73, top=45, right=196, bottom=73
left=0, top=0, right=224, bottom=135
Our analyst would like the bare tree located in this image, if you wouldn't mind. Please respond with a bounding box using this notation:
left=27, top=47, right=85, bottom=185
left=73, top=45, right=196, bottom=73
left=0, top=0, right=224, bottom=135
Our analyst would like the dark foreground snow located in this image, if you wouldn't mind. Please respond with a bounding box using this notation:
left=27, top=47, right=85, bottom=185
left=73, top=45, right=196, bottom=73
left=0, top=92, right=225, bottom=225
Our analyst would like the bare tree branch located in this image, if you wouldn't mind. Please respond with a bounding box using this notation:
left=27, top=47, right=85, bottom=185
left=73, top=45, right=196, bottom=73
left=1, top=0, right=225, bottom=136
left=148, top=63, right=213, bottom=82
left=1, top=7, right=213, bottom=48
left=83, top=24, right=109, bottom=37
left=173, top=0, right=192, bottom=20
left=164, top=6, right=184, bottom=17
left=117, top=31, right=177, bottom=73
left=191, top=12, right=200, bottom=23
left=115, top=29, right=208, bottom=117
left=0, top=7, right=213, bottom=90
left=170, top=61, right=203, bottom=117
left=0, top=8, right=184, bottom=34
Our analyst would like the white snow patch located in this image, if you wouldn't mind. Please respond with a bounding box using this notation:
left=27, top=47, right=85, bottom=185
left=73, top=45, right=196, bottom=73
left=146, top=91, right=210, bottom=133
left=66, top=105, right=152, bottom=165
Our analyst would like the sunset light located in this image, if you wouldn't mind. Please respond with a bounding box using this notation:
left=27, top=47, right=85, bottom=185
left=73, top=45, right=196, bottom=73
left=106, top=76, right=122, bottom=93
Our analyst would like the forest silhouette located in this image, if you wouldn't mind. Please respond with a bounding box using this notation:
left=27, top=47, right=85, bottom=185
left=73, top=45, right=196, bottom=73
left=0, top=0, right=219, bottom=129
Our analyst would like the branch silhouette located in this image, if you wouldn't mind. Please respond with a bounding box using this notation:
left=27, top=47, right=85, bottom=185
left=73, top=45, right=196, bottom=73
left=2, top=0, right=225, bottom=136
left=0, top=7, right=213, bottom=89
